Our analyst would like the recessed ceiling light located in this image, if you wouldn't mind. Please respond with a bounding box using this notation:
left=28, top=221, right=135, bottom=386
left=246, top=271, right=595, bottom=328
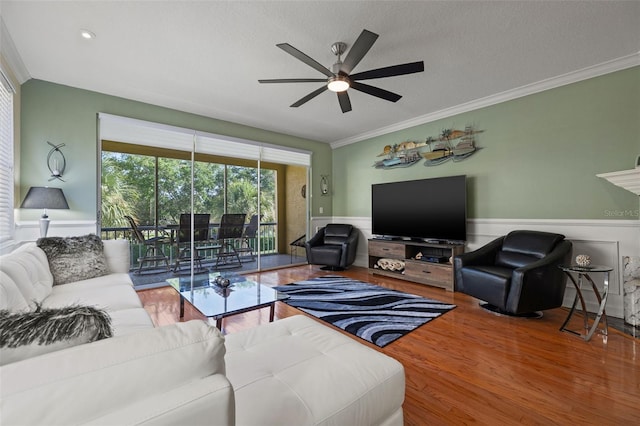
left=80, top=29, right=96, bottom=40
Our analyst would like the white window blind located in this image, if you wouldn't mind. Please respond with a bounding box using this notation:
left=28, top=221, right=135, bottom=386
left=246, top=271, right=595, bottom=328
left=99, top=113, right=195, bottom=150
left=0, top=69, right=15, bottom=243
left=196, top=133, right=261, bottom=160
left=261, top=145, right=311, bottom=167
left=98, top=113, right=311, bottom=166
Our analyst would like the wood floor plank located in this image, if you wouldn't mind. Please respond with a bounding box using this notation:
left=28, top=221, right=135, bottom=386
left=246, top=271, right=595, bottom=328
left=136, top=265, right=640, bottom=424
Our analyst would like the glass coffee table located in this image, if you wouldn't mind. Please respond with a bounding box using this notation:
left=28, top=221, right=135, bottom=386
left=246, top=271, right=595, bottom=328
left=166, top=272, right=286, bottom=330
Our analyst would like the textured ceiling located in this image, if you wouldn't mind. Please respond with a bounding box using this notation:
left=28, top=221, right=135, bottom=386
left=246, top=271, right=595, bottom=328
left=1, top=1, right=639, bottom=145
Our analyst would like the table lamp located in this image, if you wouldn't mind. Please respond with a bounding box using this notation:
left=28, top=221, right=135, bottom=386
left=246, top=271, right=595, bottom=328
left=20, top=186, right=69, bottom=237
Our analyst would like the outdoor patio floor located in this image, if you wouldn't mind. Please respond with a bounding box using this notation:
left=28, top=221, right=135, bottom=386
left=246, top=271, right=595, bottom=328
left=130, top=253, right=307, bottom=289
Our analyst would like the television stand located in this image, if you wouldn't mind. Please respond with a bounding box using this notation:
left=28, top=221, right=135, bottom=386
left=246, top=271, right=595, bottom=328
left=368, top=239, right=464, bottom=291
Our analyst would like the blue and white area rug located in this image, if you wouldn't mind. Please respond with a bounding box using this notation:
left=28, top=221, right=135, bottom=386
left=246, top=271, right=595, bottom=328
left=274, top=276, right=456, bottom=347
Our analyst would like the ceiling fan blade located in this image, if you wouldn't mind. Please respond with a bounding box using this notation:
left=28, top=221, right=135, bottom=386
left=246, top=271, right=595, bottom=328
left=340, top=29, right=379, bottom=74
left=350, top=81, right=402, bottom=102
left=337, top=91, right=352, bottom=113
left=277, top=43, right=334, bottom=78
left=259, top=78, right=327, bottom=84
left=291, top=86, right=328, bottom=107
left=351, top=61, right=425, bottom=81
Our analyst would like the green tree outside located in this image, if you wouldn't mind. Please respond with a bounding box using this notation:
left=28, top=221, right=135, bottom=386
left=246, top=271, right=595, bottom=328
left=101, top=152, right=277, bottom=228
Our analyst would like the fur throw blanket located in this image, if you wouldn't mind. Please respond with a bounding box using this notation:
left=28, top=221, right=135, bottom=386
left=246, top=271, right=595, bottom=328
left=0, top=304, right=112, bottom=348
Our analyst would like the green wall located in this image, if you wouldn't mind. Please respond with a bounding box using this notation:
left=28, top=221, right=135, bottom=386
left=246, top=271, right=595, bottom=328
left=19, top=80, right=332, bottom=221
left=19, top=68, right=640, bottom=223
left=332, top=67, right=640, bottom=220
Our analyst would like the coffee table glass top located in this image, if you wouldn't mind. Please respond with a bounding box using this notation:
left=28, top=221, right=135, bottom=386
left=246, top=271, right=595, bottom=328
left=166, top=272, right=285, bottom=318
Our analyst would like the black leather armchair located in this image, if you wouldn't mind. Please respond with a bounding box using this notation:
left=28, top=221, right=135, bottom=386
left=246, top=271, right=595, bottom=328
left=454, top=230, right=573, bottom=317
left=306, top=224, right=359, bottom=271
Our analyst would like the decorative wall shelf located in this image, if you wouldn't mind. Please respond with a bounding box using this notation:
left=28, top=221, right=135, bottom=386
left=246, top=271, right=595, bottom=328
left=597, top=168, right=640, bottom=196
left=372, top=125, right=483, bottom=170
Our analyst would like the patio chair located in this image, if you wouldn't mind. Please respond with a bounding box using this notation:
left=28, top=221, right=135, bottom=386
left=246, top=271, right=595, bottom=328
left=236, top=214, right=259, bottom=260
left=124, top=215, right=170, bottom=274
left=290, top=234, right=306, bottom=263
left=174, top=213, right=216, bottom=272
left=212, top=213, right=246, bottom=269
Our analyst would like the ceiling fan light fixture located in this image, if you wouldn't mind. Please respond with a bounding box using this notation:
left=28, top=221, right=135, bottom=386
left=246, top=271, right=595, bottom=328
left=259, top=29, right=424, bottom=111
left=327, top=75, right=350, bottom=92
left=80, top=29, right=96, bottom=39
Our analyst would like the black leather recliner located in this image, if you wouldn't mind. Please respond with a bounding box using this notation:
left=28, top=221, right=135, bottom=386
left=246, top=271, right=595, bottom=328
left=454, top=230, right=573, bottom=316
left=305, top=224, right=359, bottom=271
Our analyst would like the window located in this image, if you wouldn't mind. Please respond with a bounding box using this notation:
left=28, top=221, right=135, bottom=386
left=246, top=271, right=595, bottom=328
left=0, top=69, right=15, bottom=244
left=98, top=113, right=311, bottom=272
left=100, top=150, right=276, bottom=228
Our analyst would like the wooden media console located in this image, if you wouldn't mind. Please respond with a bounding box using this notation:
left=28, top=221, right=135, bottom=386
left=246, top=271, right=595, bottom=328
left=368, top=239, right=464, bottom=291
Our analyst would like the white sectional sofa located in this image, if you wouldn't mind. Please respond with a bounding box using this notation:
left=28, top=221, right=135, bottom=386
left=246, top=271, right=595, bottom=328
left=0, top=238, right=405, bottom=425
left=0, top=239, right=153, bottom=346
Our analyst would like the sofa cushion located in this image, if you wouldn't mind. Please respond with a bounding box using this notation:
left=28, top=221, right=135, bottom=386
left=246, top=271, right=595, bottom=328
left=50, top=272, right=133, bottom=293
left=307, top=244, right=343, bottom=265
left=0, top=243, right=53, bottom=308
left=323, top=224, right=353, bottom=245
left=460, top=266, right=513, bottom=309
left=501, top=230, right=564, bottom=258
left=0, top=321, right=230, bottom=426
left=107, top=308, right=155, bottom=337
left=102, top=239, right=131, bottom=274
left=37, top=234, right=109, bottom=286
left=225, top=315, right=405, bottom=426
left=0, top=271, right=30, bottom=312
left=0, top=304, right=112, bottom=366
left=43, top=283, right=143, bottom=312
left=495, top=251, right=540, bottom=269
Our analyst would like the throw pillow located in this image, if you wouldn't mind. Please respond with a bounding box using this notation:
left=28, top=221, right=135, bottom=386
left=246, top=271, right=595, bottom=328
left=0, top=304, right=112, bottom=365
left=37, top=234, right=110, bottom=286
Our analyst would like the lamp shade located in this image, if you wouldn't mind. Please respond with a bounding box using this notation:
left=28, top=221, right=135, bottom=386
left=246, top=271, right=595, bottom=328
left=20, top=187, right=69, bottom=238
left=20, top=187, right=69, bottom=210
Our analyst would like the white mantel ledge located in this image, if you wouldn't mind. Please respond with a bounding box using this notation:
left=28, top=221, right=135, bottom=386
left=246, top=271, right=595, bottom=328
left=597, top=168, right=640, bottom=196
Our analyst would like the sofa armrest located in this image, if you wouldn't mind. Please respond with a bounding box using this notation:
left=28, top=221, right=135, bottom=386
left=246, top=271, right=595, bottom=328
left=305, top=227, right=326, bottom=264
left=83, top=374, right=234, bottom=426
left=454, top=236, right=504, bottom=268
left=102, top=239, right=131, bottom=274
left=454, top=236, right=504, bottom=291
left=1, top=320, right=233, bottom=426
left=340, top=228, right=360, bottom=266
left=305, top=227, right=325, bottom=249
left=507, top=240, right=573, bottom=313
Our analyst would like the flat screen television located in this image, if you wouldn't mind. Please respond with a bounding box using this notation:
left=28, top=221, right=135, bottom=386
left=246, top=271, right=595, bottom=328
left=371, top=175, right=467, bottom=243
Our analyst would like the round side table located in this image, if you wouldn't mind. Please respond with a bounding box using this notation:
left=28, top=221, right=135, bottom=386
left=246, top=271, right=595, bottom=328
left=558, top=264, right=613, bottom=341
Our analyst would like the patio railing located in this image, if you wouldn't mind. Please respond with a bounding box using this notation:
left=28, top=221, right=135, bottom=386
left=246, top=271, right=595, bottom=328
left=101, top=222, right=278, bottom=270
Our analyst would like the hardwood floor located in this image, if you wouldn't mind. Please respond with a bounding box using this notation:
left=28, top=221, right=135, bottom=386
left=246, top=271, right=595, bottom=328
left=137, top=265, right=639, bottom=425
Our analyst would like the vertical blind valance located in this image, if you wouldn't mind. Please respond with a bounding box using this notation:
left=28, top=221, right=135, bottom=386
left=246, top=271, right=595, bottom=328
left=98, top=113, right=311, bottom=166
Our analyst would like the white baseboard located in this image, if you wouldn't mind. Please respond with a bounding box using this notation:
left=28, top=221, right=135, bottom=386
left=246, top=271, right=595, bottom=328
left=312, top=217, right=640, bottom=319
left=13, top=217, right=639, bottom=319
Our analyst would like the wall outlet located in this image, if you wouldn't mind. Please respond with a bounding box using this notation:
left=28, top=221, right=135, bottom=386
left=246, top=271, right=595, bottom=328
left=319, top=207, right=324, bottom=214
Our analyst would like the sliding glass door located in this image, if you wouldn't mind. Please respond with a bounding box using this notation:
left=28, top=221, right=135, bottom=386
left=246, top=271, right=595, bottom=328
left=98, top=113, right=310, bottom=281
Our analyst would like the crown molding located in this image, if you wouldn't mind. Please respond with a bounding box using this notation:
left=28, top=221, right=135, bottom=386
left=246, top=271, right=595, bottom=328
left=0, top=17, right=30, bottom=84
left=330, top=53, right=640, bottom=149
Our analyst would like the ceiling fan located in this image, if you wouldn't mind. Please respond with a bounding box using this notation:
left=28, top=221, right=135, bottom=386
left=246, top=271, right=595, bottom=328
left=258, top=29, right=424, bottom=113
